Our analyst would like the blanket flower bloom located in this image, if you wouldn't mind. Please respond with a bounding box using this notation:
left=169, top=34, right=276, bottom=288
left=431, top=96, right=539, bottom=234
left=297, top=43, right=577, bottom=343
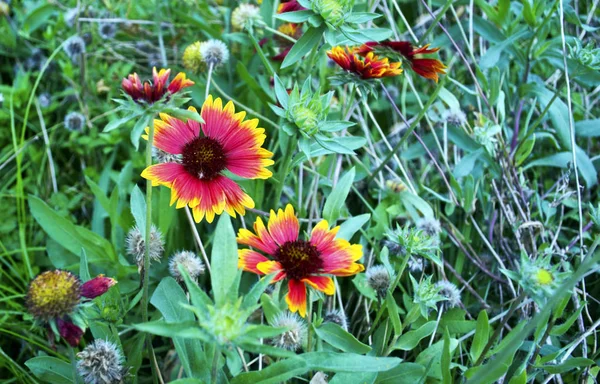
left=26, top=270, right=116, bottom=346
left=141, top=95, right=274, bottom=223
left=327, top=46, right=402, bottom=79
left=237, top=205, right=364, bottom=317
left=121, top=67, right=194, bottom=104
left=356, top=41, right=447, bottom=82
left=278, top=0, right=306, bottom=13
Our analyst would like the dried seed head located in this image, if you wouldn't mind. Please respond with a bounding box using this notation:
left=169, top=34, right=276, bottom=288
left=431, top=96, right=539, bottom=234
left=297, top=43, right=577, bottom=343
left=441, top=109, right=467, bottom=126
left=125, top=225, right=165, bottom=267
left=323, top=308, right=348, bottom=331
left=64, top=111, right=86, bottom=132
left=270, top=312, right=306, bottom=351
left=231, top=4, right=262, bottom=30
left=416, top=217, right=442, bottom=237
left=407, top=256, right=425, bottom=273
left=76, top=339, right=126, bottom=384
left=366, top=265, right=391, bottom=299
left=98, top=22, right=117, bottom=39
left=435, top=280, right=461, bottom=308
left=63, top=35, right=86, bottom=62
left=169, top=251, right=205, bottom=282
left=200, top=39, right=230, bottom=67
left=26, top=270, right=81, bottom=321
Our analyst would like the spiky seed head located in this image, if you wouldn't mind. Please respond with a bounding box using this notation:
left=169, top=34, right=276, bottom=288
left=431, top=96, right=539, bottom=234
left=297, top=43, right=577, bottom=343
left=407, top=257, right=425, bottom=273
left=231, top=4, right=262, bottom=30
left=169, top=251, right=205, bottom=282
left=64, top=8, right=79, bottom=27
left=366, top=265, right=391, bottom=299
left=323, top=308, right=348, bottom=331
left=200, top=39, right=230, bottom=67
left=76, top=339, right=126, bottom=384
left=416, top=218, right=442, bottom=237
left=125, top=225, right=164, bottom=267
left=152, top=147, right=181, bottom=164
left=270, top=312, right=306, bottom=351
left=435, top=280, right=461, bottom=308
left=64, top=111, right=86, bottom=132
left=63, top=35, right=86, bottom=62
left=98, top=22, right=117, bottom=39
left=182, top=41, right=204, bottom=73
left=26, top=270, right=81, bottom=321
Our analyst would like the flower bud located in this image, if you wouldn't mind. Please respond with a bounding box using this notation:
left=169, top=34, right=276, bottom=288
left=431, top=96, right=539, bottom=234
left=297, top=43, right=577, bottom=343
left=81, top=275, right=117, bottom=299
left=58, top=318, right=84, bottom=347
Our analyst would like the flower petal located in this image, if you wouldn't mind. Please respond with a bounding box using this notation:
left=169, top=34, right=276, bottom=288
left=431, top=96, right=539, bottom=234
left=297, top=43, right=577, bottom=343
left=141, top=163, right=187, bottom=188
left=237, top=216, right=279, bottom=255
left=285, top=279, right=307, bottom=317
left=190, top=175, right=254, bottom=223
left=301, top=275, right=335, bottom=295
left=238, top=249, right=269, bottom=274
left=57, top=319, right=83, bottom=347
left=257, top=260, right=284, bottom=275
left=267, top=204, right=299, bottom=246
left=143, top=113, right=196, bottom=155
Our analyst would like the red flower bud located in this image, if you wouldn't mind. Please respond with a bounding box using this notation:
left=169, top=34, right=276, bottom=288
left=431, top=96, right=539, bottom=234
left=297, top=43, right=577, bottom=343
left=81, top=275, right=117, bottom=299
left=57, top=318, right=83, bottom=347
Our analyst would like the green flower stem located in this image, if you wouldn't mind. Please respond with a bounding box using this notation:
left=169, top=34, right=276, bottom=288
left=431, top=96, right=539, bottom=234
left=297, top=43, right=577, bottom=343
left=248, top=31, right=275, bottom=77
left=262, top=24, right=298, bottom=44
left=306, top=291, right=313, bottom=353
left=274, top=134, right=296, bottom=205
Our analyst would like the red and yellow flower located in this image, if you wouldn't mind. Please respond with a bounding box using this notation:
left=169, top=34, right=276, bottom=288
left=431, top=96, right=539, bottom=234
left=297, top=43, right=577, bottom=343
left=356, top=41, right=447, bottom=82
left=327, top=46, right=402, bottom=80
left=141, top=95, right=274, bottom=223
left=278, top=0, right=306, bottom=13
left=237, top=205, right=364, bottom=317
left=121, top=67, right=194, bottom=104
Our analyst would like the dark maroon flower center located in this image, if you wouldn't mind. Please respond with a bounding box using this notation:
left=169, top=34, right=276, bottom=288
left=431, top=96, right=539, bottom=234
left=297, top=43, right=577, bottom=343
left=182, top=137, right=227, bottom=180
left=275, top=240, right=322, bottom=280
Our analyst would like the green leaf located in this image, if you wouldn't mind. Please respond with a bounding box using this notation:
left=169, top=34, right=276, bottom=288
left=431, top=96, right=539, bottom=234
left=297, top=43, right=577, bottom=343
left=302, top=352, right=400, bottom=373
left=130, top=114, right=152, bottom=150
left=79, top=248, right=91, bottom=282
left=133, top=320, right=210, bottom=341
left=323, top=167, right=356, bottom=224
left=535, top=358, right=595, bottom=374
left=23, top=4, right=58, bottom=34
left=441, top=328, right=452, bottom=384
left=394, top=321, right=437, bottom=351
left=230, top=357, right=308, bottom=384
left=550, top=304, right=585, bottom=337
left=416, top=338, right=458, bottom=380
left=150, top=277, right=209, bottom=380
left=314, top=323, right=372, bottom=354
left=470, top=310, right=490, bottom=363
left=336, top=214, right=370, bottom=240
left=242, top=274, right=276, bottom=310
left=375, top=362, right=426, bottom=384
left=575, top=119, right=600, bottom=137
left=281, top=25, right=326, bottom=68
left=273, top=74, right=289, bottom=109
left=211, top=215, right=239, bottom=307
left=385, top=292, right=402, bottom=336
left=28, top=195, right=117, bottom=263
left=274, top=10, right=314, bottom=23
left=103, top=110, right=138, bottom=132
left=261, top=293, right=282, bottom=324
left=514, top=134, right=536, bottom=166
left=25, top=357, right=73, bottom=384
left=130, top=185, right=147, bottom=237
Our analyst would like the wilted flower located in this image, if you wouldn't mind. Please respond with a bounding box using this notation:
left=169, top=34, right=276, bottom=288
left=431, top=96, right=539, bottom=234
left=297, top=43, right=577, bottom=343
left=77, top=339, right=126, bottom=384
left=278, top=0, right=306, bottom=13
left=98, top=22, right=117, bottom=39
left=141, top=96, right=274, bottom=223
left=63, top=35, right=86, bottom=62
left=169, top=251, right=205, bottom=282
left=231, top=3, right=262, bottom=30
left=356, top=41, right=447, bottom=82
left=366, top=265, right=392, bottom=299
left=0, top=1, right=9, bottom=16
left=125, top=224, right=165, bottom=267
left=327, top=46, right=402, bottom=80
left=121, top=67, right=194, bottom=104
left=237, top=204, right=364, bottom=317
left=26, top=270, right=117, bottom=346
left=435, top=280, right=461, bottom=308
left=270, top=312, right=307, bottom=351
left=64, top=111, right=86, bottom=132
left=323, top=308, right=348, bottom=331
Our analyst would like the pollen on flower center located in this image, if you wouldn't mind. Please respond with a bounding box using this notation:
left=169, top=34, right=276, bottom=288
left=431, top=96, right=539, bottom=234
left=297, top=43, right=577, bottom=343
left=26, top=270, right=81, bottom=321
left=275, top=240, right=323, bottom=280
left=182, top=136, right=227, bottom=180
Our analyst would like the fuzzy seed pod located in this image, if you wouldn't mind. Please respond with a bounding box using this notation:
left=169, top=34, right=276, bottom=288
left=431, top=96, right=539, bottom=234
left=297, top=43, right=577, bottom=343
left=77, top=339, right=126, bottom=384
left=125, top=225, right=165, bottom=267
left=366, top=265, right=391, bottom=299
left=200, top=39, right=230, bottom=67
left=407, top=257, right=425, bottom=273
left=270, top=312, right=306, bottom=351
left=323, top=308, right=348, bottom=331
left=416, top=218, right=442, bottom=237
left=98, top=22, right=117, bottom=39
left=26, top=270, right=81, bottom=321
left=435, top=280, right=461, bottom=308
left=63, top=35, right=86, bottom=62
left=64, top=111, right=86, bottom=132
left=169, top=251, right=205, bottom=282
left=231, top=4, right=261, bottom=30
